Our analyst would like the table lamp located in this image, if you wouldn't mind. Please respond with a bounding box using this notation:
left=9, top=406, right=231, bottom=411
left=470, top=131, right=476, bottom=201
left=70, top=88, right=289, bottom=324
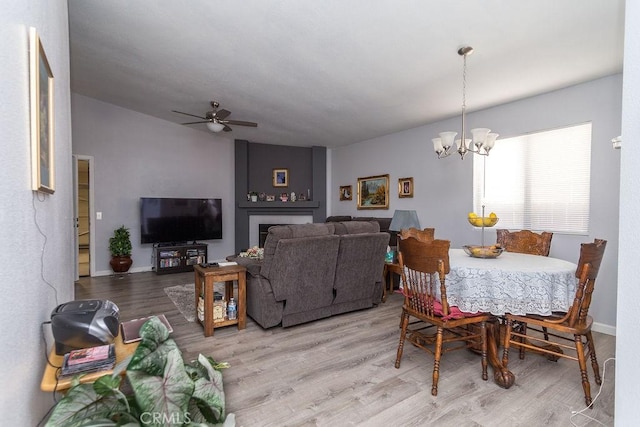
left=387, top=210, right=421, bottom=263
left=389, top=210, right=421, bottom=232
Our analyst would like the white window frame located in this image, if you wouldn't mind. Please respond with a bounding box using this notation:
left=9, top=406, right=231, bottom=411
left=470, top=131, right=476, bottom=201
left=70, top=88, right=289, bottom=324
left=473, top=122, right=592, bottom=235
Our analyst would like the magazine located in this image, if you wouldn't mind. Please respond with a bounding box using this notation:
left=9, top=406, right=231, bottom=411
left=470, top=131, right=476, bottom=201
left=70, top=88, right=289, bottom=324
left=61, top=343, right=116, bottom=377
left=120, top=314, right=173, bottom=344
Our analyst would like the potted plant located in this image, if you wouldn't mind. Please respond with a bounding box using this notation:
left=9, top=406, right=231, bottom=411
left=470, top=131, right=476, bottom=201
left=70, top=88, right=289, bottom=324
left=45, top=317, right=234, bottom=426
left=249, top=191, right=258, bottom=202
left=109, top=225, right=133, bottom=273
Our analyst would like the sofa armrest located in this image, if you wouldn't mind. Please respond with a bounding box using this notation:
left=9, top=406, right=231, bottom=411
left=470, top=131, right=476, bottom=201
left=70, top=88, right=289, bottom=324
left=228, top=256, right=262, bottom=277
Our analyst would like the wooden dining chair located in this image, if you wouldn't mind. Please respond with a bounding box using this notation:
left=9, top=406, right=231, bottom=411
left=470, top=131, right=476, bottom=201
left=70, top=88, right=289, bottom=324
left=496, top=229, right=553, bottom=256
left=394, top=237, right=491, bottom=396
left=502, top=239, right=607, bottom=407
left=398, top=227, right=435, bottom=243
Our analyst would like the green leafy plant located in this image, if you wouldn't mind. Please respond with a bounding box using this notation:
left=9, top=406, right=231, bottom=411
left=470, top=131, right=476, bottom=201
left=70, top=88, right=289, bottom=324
left=46, top=317, right=233, bottom=426
left=109, top=225, right=132, bottom=257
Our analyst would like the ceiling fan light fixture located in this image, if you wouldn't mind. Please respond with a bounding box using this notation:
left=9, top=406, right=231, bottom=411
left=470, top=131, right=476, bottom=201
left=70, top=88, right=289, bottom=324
left=206, top=121, right=225, bottom=133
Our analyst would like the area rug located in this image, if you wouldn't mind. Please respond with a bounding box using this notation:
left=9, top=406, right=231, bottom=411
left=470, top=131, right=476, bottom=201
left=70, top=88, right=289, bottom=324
left=164, top=283, right=196, bottom=322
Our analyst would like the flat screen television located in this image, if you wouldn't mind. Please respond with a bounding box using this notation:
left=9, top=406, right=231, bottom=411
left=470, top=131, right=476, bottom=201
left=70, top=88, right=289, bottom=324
left=140, top=197, right=222, bottom=244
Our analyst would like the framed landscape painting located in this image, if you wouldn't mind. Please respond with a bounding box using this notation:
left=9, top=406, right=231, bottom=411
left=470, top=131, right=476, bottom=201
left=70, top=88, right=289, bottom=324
left=30, top=27, right=55, bottom=194
left=357, top=174, right=389, bottom=209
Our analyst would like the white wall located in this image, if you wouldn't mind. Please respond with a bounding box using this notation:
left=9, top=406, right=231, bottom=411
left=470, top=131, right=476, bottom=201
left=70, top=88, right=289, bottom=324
left=0, top=1, right=74, bottom=424
left=71, top=94, right=237, bottom=274
left=615, top=0, right=640, bottom=423
left=331, top=75, right=622, bottom=332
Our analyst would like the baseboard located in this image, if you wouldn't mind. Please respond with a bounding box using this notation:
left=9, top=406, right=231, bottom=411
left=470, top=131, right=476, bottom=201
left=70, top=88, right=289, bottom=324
left=592, top=321, right=616, bottom=336
left=93, top=266, right=153, bottom=277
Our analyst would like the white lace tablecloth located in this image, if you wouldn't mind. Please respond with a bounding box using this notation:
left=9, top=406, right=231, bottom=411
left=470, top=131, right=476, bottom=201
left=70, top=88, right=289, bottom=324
left=445, top=249, right=578, bottom=316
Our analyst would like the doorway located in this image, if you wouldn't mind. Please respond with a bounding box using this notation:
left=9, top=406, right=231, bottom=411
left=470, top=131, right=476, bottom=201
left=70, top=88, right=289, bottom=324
left=74, top=156, right=94, bottom=277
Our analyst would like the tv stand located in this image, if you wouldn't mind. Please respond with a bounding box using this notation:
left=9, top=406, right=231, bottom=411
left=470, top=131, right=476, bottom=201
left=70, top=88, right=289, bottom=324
left=152, top=243, right=207, bottom=275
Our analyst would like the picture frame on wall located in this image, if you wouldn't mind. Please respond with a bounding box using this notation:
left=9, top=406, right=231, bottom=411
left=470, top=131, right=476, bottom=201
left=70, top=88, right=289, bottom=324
left=272, top=168, right=288, bottom=187
left=339, top=185, right=352, bottom=201
left=357, top=174, right=389, bottom=210
left=398, top=177, right=414, bottom=198
left=30, top=27, right=55, bottom=194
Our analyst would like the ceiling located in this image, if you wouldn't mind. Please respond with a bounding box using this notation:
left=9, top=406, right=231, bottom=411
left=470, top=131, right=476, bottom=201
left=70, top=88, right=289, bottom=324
left=67, top=1, right=625, bottom=148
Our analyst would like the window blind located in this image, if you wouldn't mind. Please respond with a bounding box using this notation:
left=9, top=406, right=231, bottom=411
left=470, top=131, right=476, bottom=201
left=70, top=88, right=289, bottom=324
left=473, top=123, right=592, bottom=234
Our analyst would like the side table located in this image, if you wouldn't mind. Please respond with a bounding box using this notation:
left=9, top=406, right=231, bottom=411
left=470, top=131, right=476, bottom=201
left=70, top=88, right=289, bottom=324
left=41, top=334, right=138, bottom=392
left=382, top=262, right=403, bottom=302
left=194, top=264, right=247, bottom=337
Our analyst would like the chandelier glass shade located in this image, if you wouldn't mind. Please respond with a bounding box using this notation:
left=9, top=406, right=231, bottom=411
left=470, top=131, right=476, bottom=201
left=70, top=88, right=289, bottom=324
left=433, top=46, right=498, bottom=159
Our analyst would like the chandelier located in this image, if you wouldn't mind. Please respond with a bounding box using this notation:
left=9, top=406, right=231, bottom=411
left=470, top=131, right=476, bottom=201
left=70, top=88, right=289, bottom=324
left=433, top=46, right=498, bottom=159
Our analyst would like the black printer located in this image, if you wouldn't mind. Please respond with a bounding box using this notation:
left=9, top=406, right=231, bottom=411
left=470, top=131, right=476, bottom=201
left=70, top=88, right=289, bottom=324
left=51, top=299, right=120, bottom=355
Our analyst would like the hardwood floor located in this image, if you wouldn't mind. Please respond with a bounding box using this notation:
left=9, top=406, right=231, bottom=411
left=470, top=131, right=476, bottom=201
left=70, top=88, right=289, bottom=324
left=76, top=271, right=616, bottom=426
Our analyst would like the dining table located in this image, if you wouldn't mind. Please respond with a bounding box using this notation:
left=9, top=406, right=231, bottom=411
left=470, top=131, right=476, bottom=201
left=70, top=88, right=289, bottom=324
left=445, top=248, right=579, bottom=388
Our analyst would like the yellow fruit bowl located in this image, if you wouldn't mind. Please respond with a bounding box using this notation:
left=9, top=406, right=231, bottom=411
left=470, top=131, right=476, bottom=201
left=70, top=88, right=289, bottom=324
left=467, top=216, right=499, bottom=227
left=463, top=245, right=504, bottom=259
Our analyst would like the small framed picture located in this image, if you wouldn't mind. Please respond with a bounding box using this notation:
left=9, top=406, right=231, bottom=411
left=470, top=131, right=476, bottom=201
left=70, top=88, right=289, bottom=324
left=398, top=177, right=414, bottom=198
left=272, top=168, right=288, bottom=187
left=339, top=185, right=352, bottom=201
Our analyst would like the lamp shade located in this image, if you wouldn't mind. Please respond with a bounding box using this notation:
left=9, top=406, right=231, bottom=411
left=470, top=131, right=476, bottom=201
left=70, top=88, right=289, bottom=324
left=389, top=210, right=421, bottom=232
left=206, top=121, right=225, bottom=132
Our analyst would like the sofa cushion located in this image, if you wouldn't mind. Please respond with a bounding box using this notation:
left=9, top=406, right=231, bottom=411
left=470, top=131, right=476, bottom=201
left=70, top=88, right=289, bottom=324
left=261, top=223, right=335, bottom=279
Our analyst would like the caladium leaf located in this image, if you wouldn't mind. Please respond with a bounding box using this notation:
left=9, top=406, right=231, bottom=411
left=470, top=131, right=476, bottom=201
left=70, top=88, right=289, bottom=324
left=185, top=354, right=226, bottom=424
left=44, top=379, right=128, bottom=427
left=127, top=348, right=193, bottom=425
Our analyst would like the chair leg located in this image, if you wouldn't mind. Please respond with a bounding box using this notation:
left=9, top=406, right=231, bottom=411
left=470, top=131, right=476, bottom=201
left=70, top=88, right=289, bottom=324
left=431, top=327, right=444, bottom=396
left=480, top=321, right=488, bottom=381
left=502, top=320, right=513, bottom=369
left=395, top=310, right=410, bottom=369
left=574, top=334, right=593, bottom=407
left=586, top=331, right=602, bottom=386
left=519, top=322, right=527, bottom=360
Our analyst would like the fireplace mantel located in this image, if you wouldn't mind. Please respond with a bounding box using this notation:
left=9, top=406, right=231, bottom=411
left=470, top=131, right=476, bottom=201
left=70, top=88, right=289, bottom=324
left=238, top=201, right=320, bottom=209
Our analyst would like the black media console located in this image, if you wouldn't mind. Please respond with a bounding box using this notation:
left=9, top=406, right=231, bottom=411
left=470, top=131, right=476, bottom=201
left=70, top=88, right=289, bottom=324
left=152, top=243, right=207, bottom=275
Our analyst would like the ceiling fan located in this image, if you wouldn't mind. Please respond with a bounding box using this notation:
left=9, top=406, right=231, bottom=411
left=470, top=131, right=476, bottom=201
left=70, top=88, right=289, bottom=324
left=172, top=101, right=258, bottom=133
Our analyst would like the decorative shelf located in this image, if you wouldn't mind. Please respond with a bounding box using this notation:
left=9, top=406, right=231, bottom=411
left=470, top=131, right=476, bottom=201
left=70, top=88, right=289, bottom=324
left=238, top=201, right=320, bottom=209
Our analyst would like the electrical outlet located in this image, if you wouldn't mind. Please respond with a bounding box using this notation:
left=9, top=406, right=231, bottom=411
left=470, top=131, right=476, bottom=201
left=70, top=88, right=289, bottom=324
left=96, top=212, right=102, bottom=220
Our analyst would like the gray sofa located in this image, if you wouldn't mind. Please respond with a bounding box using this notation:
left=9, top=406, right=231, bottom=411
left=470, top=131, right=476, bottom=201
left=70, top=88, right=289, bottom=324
left=237, top=222, right=390, bottom=328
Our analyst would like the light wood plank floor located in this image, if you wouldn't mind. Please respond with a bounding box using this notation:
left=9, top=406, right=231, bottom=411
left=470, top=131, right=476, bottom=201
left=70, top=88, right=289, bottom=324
left=76, top=272, right=615, bottom=426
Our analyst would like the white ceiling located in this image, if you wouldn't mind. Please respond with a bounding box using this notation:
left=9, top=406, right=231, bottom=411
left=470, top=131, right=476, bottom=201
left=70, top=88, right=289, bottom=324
left=68, top=0, right=625, bottom=148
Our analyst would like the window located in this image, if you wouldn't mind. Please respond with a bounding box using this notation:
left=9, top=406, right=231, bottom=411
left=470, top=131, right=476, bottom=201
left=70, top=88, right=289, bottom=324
left=473, top=123, right=592, bottom=234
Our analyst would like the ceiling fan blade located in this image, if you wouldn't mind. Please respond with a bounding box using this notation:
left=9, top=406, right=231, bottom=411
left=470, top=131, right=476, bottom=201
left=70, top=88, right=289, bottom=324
left=172, top=110, right=207, bottom=120
left=223, top=125, right=233, bottom=132
left=180, top=120, right=210, bottom=125
left=215, top=109, right=231, bottom=120
left=224, top=120, right=258, bottom=127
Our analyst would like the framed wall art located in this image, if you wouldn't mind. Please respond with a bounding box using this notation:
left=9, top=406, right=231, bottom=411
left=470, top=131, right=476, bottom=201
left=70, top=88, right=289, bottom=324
left=30, top=27, right=55, bottom=194
left=339, top=185, right=352, bottom=201
left=398, top=177, right=414, bottom=198
left=272, top=168, right=288, bottom=187
left=357, top=174, right=389, bottom=210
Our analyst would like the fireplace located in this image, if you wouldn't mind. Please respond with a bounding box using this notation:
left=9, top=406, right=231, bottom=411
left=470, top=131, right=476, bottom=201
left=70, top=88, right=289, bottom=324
left=247, top=214, right=314, bottom=249
left=258, top=224, right=286, bottom=247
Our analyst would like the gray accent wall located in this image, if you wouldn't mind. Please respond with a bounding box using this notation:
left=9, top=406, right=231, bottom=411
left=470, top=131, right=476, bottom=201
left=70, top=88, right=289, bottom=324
left=330, top=74, right=623, bottom=332
left=234, top=140, right=327, bottom=252
left=71, top=94, right=237, bottom=274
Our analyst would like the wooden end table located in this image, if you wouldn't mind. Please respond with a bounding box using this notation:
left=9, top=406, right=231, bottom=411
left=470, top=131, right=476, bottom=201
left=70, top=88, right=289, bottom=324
left=194, top=264, right=247, bottom=337
left=40, top=333, right=138, bottom=392
left=382, top=262, right=403, bottom=302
